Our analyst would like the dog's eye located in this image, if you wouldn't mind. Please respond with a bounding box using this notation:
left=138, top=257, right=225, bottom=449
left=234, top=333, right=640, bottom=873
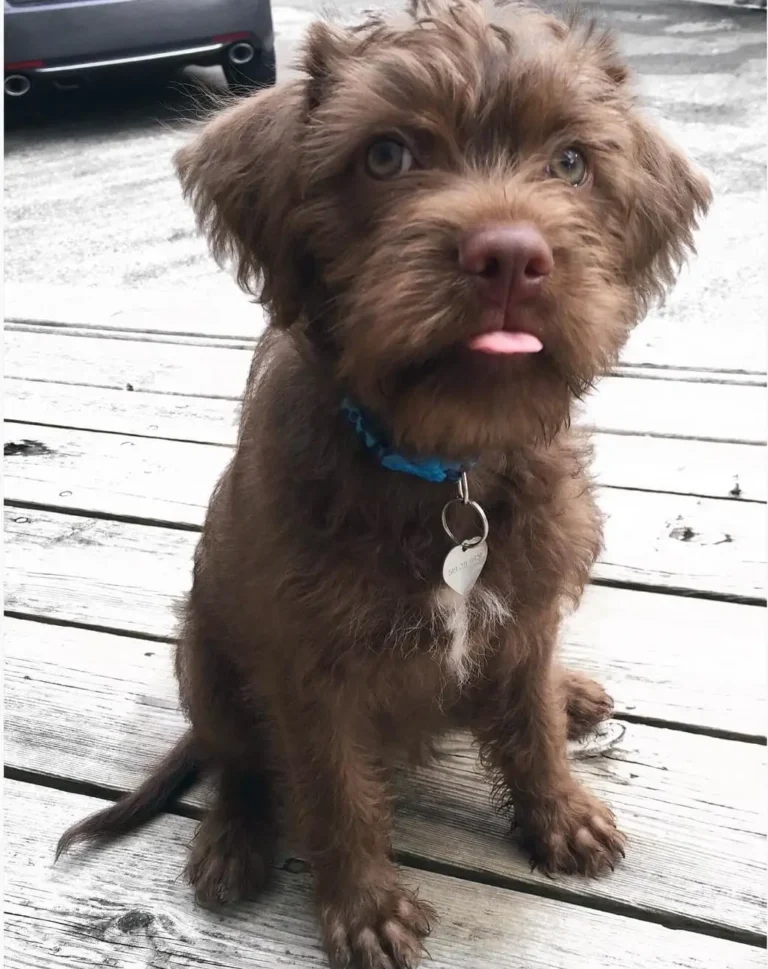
left=548, top=148, right=587, bottom=187
left=365, top=139, right=415, bottom=179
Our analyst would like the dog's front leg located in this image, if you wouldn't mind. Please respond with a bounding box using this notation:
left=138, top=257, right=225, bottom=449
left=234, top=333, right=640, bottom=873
left=471, top=609, right=626, bottom=876
left=276, top=696, right=435, bottom=969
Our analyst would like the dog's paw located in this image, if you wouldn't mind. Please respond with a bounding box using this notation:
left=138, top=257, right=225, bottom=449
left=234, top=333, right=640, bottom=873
left=563, top=671, right=614, bottom=740
left=517, top=783, right=626, bottom=877
left=321, top=887, right=435, bottom=969
left=185, top=817, right=271, bottom=906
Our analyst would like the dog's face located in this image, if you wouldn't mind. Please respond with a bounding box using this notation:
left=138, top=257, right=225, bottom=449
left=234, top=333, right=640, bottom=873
left=177, top=0, right=710, bottom=456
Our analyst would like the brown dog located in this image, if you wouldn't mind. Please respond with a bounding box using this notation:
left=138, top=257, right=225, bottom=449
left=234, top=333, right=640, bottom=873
left=58, top=2, right=710, bottom=966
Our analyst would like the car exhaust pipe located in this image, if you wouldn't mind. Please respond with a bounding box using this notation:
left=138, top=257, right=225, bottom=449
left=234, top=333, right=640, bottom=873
left=5, top=74, right=31, bottom=97
left=228, top=42, right=255, bottom=66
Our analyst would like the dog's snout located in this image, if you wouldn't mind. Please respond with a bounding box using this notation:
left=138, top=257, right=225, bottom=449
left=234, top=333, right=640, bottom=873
left=459, top=224, right=553, bottom=305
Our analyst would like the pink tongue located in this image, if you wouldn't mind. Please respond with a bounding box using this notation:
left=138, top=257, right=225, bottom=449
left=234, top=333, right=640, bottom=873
left=467, top=330, right=543, bottom=355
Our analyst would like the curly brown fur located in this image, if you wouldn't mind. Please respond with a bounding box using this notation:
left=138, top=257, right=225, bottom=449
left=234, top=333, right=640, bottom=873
left=59, top=2, right=709, bottom=966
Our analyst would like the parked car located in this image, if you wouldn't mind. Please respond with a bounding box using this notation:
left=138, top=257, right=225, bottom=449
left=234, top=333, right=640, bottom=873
left=4, top=0, right=275, bottom=101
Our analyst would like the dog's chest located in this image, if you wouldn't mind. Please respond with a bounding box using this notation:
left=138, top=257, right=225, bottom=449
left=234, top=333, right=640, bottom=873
left=430, top=585, right=510, bottom=684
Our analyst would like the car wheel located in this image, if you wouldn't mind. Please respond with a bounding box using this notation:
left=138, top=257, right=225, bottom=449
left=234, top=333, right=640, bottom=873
left=223, top=49, right=276, bottom=94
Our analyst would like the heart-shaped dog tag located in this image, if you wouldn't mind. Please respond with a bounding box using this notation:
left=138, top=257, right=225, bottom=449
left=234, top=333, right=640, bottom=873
left=442, top=540, right=487, bottom=596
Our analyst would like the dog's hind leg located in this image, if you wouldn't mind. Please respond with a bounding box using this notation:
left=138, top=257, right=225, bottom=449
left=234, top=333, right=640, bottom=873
left=558, top=667, right=614, bottom=740
left=176, top=612, right=277, bottom=905
left=185, top=765, right=276, bottom=906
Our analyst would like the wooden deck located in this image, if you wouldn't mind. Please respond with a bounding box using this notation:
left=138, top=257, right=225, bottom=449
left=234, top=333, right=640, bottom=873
left=3, top=4, right=767, bottom=959
left=4, top=277, right=766, bottom=968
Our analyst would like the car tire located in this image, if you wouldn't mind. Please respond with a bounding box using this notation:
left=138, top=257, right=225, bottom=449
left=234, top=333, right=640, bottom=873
left=223, top=49, right=276, bottom=94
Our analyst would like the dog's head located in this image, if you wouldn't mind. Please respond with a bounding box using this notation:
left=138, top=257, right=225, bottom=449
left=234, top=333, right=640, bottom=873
left=176, top=0, right=710, bottom=456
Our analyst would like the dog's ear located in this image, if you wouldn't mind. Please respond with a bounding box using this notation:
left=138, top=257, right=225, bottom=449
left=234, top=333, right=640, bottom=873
left=303, top=21, right=357, bottom=108
left=174, top=85, right=310, bottom=327
left=577, top=21, right=711, bottom=304
left=622, top=117, right=712, bottom=304
left=579, top=21, right=631, bottom=87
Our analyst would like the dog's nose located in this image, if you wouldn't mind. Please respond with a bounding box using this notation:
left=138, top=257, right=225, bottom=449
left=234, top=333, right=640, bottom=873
left=459, top=224, right=553, bottom=305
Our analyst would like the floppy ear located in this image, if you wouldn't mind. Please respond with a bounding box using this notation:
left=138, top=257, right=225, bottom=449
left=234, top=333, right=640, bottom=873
left=623, top=117, right=712, bottom=304
left=174, top=84, right=310, bottom=326
left=303, top=21, right=358, bottom=108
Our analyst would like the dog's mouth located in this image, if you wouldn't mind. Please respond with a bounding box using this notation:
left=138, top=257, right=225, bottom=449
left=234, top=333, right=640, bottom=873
left=465, top=305, right=544, bottom=356
left=387, top=325, right=548, bottom=398
left=370, top=304, right=551, bottom=399
left=467, top=329, right=543, bottom=355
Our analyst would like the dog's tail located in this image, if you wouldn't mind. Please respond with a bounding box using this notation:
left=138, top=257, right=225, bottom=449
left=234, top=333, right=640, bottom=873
left=55, top=730, right=200, bottom=861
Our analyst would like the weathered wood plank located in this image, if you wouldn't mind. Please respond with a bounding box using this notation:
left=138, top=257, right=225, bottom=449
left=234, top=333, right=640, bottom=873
left=5, top=330, right=251, bottom=399
left=6, top=330, right=767, bottom=444
left=563, top=588, right=766, bottom=740
left=592, top=487, right=764, bottom=600
left=5, top=378, right=240, bottom=445
left=4, top=509, right=189, bottom=637
left=6, top=537, right=765, bottom=747
left=6, top=608, right=763, bottom=799
left=620, top=318, right=766, bottom=377
left=5, top=280, right=766, bottom=377
left=5, top=425, right=764, bottom=542
left=4, top=499, right=764, bottom=669
left=4, top=281, right=267, bottom=343
left=590, top=434, right=763, bottom=502
left=6, top=381, right=767, bottom=509
left=11, top=318, right=767, bottom=387
left=4, top=625, right=765, bottom=939
left=8, top=326, right=766, bottom=388
left=399, top=725, right=765, bottom=940
left=577, top=378, right=767, bottom=445
left=609, top=368, right=764, bottom=388
left=5, top=483, right=766, bottom=730
left=5, top=502, right=765, bottom=740
left=6, top=469, right=764, bottom=605
left=5, top=424, right=227, bottom=527
left=7, top=782, right=760, bottom=969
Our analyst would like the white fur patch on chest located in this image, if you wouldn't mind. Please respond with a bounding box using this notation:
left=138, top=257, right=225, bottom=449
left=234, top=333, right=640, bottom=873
left=432, top=585, right=511, bottom=685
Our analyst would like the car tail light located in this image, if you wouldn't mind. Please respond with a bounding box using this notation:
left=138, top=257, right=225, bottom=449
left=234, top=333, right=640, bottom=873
left=5, top=60, right=45, bottom=71
left=213, top=32, right=252, bottom=44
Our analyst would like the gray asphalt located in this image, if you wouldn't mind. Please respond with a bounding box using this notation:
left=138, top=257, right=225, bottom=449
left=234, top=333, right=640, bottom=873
left=4, top=0, right=765, bottom=332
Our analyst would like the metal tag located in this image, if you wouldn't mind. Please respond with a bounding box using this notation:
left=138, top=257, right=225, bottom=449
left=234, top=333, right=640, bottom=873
left=442, top=540, right=487, bottom=596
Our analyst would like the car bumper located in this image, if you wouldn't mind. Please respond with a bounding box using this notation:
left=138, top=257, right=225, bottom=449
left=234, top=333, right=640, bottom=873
left=4, top=0, right=273, bottom=70
left=12, top=40, right=233, bottom=85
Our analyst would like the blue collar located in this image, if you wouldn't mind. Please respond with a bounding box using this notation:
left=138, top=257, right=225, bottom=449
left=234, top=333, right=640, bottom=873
left=341, top=397, right=476, bottom=484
